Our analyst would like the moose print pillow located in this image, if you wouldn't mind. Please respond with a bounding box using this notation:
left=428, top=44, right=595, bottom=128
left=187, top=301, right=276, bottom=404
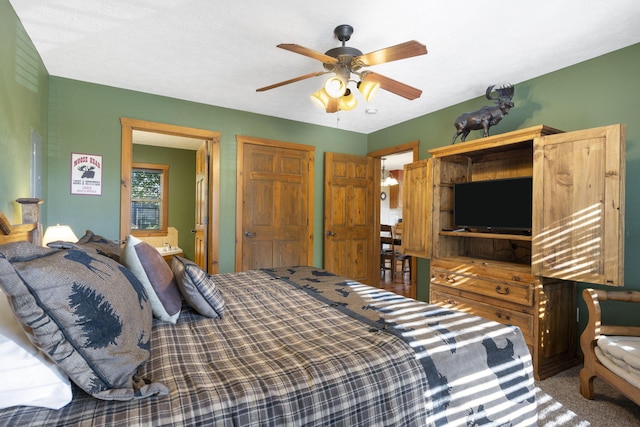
left=0, top=241, right=168, bottom=400
left=47, top=229, right=122, bottom=263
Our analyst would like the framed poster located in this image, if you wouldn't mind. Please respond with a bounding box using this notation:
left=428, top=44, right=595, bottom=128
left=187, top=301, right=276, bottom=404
left=71, top=153, right=102, bottom=195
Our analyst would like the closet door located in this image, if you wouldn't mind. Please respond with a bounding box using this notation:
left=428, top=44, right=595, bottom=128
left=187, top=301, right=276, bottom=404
left=236, top=138, right=314, bottom=271
left=532, top=124, right=625, bottom=286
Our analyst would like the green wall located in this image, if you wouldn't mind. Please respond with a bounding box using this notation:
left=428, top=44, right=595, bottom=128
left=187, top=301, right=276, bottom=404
left=45, top=77, right=367, bottom=273
left=133, top=144, right=197, bottom=260
left=368, top=44, right=640, bottom=323
left=0, top=0, right=49, bottom=222
left=3, top=0, right=640, bottom=330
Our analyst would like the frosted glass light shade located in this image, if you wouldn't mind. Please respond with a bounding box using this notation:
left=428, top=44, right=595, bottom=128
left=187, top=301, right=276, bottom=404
left=338, top=89, right=357, bottom=111
left=323, top=76, right=347, bottom=98
left=310, top=88, right=332, bottom=109
left=42, top=224, right=79, bottom=246
left=358, top=80, right=380, bottom=102
left=310, top=89, right=339, bottom=113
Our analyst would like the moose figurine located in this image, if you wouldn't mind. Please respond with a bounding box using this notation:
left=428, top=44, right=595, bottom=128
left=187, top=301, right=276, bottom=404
left=451, top=84, right=515, bottom=144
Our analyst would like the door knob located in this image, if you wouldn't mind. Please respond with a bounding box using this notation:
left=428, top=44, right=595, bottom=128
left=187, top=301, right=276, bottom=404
left=325, top=231, right=336, bottom=237
left=244, top=231, right=257, bottom=238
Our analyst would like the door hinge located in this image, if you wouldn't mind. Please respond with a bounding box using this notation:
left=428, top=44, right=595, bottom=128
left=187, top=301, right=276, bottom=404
left=204, top=216, right=209, bottom=225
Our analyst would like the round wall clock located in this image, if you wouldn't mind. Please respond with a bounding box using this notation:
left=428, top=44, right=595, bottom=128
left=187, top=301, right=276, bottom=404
left=380, top=191, right=387, bottom=200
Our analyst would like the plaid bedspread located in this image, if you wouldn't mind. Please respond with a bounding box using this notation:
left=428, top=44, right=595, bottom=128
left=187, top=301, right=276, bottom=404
left=1, top=266, right=537, bottom=426
left=263, top=267, right=538, bottom=426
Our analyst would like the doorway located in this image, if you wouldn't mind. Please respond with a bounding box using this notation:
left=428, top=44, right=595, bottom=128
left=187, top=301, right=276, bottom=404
left=120, top=118, right=221, bottom=273
left=368, top=141, right=419, bottom=299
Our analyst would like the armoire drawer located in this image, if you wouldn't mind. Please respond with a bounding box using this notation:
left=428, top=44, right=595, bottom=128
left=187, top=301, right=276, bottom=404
left=431, top=267, right=534, bottom=306
left=430, top=285, right=534, bottom=344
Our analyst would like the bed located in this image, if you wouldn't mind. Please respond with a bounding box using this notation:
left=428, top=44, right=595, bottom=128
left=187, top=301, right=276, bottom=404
left=0, top=204, right=537, bottom=426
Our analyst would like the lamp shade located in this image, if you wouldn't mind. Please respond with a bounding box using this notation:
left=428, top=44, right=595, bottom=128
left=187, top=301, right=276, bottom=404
left=310, top=88, right=332, bottom=109
left=310, top=88, right=339, bottom=113
left=323, top=76, right=347, bottom=98
left=358, top=79, right=380, bottom=102
left=42, top=224, right=79, bottom=247
left=338, top=89, right=357, bottom=111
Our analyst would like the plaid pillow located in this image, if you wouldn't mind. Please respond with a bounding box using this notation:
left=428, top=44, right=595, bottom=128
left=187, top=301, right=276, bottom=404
left=0, top=241, right=168, bottom=401
left=171, top=256, right=225, bottom=318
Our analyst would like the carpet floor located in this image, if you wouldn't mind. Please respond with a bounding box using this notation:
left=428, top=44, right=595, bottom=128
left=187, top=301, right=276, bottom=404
left=536, top=365, right=640, bottom=426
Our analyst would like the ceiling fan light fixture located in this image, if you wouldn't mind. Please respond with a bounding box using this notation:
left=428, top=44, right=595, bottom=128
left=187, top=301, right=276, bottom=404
left=324, top=75, right=347, bottom=98
left=380, top=158, right=399, bottom=186
left=383, top=175, right=399, bottom=186
left=338, top=89, right=357, bottom=111
left=258, top=25, right=428, bottom=112
left=357, top=79, right=380, bottom=102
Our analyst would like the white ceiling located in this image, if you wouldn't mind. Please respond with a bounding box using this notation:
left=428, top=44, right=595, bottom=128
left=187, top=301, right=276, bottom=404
left=9, top=1, right=640, bottom=134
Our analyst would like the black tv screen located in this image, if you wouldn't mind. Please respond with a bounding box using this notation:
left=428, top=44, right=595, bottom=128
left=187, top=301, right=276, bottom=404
left=453, top=177, right=533, bottom=232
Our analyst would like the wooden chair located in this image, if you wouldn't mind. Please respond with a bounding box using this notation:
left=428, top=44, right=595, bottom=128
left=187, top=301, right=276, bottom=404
left=580, top=288, right=640, bottom=405
left=395, top=252, right=411, bottom=279
left=392, top=223, right=411, bottom=279
left=380, top=225, right=396, bottom=278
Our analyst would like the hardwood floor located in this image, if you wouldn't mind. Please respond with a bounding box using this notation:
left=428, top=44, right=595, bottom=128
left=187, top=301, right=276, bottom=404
left=378, top=270, right=412, bottom=298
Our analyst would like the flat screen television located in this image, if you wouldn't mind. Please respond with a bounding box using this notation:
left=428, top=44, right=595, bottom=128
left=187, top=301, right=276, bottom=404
left=453, top=177, right=533, bottom=232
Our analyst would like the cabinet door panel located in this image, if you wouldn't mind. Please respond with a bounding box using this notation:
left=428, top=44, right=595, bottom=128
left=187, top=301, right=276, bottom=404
left=402, top=159, right=432, bottom=258
left=532, top=124, right=625, bottom=286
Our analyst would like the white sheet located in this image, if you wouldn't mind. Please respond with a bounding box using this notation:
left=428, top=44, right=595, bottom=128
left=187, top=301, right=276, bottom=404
left=0, top=293, right=72, bottom=410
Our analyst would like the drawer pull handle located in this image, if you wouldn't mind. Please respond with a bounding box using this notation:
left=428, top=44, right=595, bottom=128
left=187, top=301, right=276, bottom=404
left=496, top=312, right=511, bottom=321
left=445, top=299, right=458, bottom=306
left=495, top=285, right=510, bottom=295
left=446, top=274, right=456, bottom=283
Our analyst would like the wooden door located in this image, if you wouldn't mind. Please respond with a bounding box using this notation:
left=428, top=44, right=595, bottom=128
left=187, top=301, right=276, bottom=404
left=236, top=138, right=313, bottom=271
left=194, top=142, right=208, bottom=269
left=324, top=152, right=375, bottom=285
left=532, top=124, right=625, bottom=286
left=402, top=158, right=433, bottom=259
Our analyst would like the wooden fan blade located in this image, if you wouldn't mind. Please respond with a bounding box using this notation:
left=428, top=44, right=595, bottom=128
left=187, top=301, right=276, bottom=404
left=363, top=72, right=423, bottom=100
left=326, top=97, right=339, bottom=113
left=256, top=71, right=329, bottom=92
left=277, top=44, right=339, bottom=64
left=356, top=40, right=427, bottom=67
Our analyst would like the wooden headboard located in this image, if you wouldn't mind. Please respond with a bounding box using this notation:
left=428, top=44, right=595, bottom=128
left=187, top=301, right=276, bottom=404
left=0, top=198, right=43, bottom=245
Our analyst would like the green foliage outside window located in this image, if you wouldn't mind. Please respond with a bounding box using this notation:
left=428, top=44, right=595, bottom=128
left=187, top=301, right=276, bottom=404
left=131, top=165, right=168, bottom=231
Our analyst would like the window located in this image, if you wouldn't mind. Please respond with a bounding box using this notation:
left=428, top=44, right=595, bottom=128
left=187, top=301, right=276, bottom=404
left=131, top=163, right=169, bottom=235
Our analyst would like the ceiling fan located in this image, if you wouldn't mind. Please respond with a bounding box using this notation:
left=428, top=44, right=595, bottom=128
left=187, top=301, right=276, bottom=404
left=256, top=25, right=428, bottom=113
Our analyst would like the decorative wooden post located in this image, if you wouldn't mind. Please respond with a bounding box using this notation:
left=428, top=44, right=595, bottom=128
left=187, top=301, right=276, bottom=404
left=16, top=198, right=43, bottom=246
